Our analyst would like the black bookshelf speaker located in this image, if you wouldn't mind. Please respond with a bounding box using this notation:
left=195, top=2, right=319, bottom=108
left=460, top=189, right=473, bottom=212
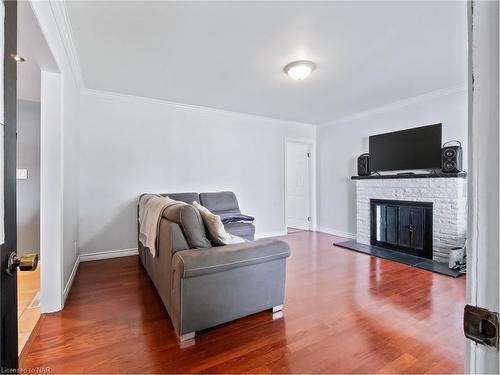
left=358, top=153, right=370, bottom=176
left=442, top=141, right=463, bottom=173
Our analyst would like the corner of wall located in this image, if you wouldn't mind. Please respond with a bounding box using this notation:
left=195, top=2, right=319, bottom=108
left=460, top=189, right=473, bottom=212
left=63, top=255, right=79, bottom=306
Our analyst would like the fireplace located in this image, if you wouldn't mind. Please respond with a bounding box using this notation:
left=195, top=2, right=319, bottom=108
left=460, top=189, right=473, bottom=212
left=370, top=199, right=433, bottom=259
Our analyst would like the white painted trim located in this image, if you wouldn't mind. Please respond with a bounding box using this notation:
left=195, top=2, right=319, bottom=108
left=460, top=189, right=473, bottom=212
left=255, top=231, right=287, bottom=239
left=319, top=85, right=467, bottom=128
left=284, top=137, right=318, bottom=234
left=79, top=248, right=139, bottom=262
left=317, top=227, right=356, bottom=240
left=48, top=0, right=84, bottom=88
left=81, top=88, right=315, bottom=128
left=63, top=256, right=79, bottom=305
left=466, top=1, right=500, bottom=373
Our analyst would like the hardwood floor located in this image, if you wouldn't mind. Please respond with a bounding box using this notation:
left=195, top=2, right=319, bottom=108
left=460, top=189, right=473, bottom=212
left=17, top=262, right=41, bottom=355
left=21, top=232, right=466, bottom=373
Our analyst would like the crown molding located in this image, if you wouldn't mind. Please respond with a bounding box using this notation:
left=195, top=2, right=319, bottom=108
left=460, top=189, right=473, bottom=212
left=319, top=84, right=467, bottom=129
left=81, top=88, right=316, bottom=127
left=49, top=0, right=84, bottom=88
left=43, top=1, right=464, bottom=130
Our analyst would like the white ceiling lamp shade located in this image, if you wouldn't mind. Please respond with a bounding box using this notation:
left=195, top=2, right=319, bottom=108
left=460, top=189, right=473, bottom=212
left=284, top=60, right=316, bottom=80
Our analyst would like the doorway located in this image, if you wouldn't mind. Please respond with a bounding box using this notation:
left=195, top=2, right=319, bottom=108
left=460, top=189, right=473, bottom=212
left=16, top=1, right=43, bottom=356
left=286, top=140, right=312, bottom=233
left=14, top=0, right=63, bottom=360
left=15, top=97, right=41, bottom=355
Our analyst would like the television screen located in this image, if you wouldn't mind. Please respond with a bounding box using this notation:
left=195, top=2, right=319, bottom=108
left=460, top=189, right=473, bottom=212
left=369, top=124, right=442, bottom=172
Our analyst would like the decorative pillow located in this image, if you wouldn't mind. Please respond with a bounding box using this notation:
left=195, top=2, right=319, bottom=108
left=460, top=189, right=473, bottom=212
left=192, top=201, right=245, bottom=246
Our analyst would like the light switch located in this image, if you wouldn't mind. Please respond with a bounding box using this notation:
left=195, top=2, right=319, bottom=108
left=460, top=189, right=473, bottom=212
left=16, top=169, right=28, bottom=180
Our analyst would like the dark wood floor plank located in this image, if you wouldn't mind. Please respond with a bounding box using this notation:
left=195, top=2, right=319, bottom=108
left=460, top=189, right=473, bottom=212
left=21, top=231, right=466, bottom=373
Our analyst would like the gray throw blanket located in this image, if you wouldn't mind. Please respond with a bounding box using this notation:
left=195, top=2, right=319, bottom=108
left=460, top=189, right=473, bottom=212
left=219, top=213, right=255, bottom=224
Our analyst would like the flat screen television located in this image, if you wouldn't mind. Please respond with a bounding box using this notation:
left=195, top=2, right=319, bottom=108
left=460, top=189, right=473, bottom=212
left=369, top=124, right=442, bottom=172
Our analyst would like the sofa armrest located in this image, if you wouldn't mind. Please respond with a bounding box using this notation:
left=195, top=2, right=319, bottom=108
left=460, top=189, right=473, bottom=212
left=172, top=238, right=290, bottom=278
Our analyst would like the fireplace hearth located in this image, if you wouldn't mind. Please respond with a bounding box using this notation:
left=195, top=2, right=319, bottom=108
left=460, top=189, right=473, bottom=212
left=370, top=199, right=433, bottom=259
left=333, top=174, right=467, bottom=276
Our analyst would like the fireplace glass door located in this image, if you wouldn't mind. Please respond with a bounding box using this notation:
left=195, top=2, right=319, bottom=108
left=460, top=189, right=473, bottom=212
left=371, top=199, right=433, bottom=259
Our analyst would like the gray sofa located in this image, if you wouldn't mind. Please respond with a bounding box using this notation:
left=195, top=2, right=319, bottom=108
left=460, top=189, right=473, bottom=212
left=138, top=193, right=290, bottom=341
left=165, top=191, right=256, bottom=240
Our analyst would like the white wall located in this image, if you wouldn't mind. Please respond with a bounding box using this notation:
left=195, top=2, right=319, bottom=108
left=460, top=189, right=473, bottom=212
left=317, top=87, right=467, bottom=237
left=77, top=91, right=315, bottom=255
left=61, top=74, right=80, bottom=294
left=17, top=100, right=41, bottom=255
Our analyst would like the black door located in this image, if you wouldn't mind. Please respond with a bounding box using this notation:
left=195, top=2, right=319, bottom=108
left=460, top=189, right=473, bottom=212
left=386, top=206, right=398, bottom=245
left=398, top=206, right=411, bottom=248
left=1, top=0, right=18, bottom=369
left=410, top=207, right=426, bottom=251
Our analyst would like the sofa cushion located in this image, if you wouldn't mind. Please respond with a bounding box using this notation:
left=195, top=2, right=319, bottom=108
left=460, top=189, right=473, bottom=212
left=162, top=201, right=211, bottom=249
left=192, top=202, right=244, bottom=246
left=163, top=192, right=200, bottom=205
left=200, top=191, right=240, bottom=214
left=224, top=222, right=255, bottom=240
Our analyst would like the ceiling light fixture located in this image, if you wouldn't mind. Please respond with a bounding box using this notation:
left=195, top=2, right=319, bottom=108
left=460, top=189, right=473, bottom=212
left=11, top=54, right=25, bottom=62
left=284, top=60, right=316, bottom=80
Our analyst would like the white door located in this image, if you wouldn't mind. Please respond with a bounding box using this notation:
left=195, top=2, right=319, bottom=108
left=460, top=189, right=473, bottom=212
left=466, top=1, right=499, bottom=373
left=286, top=142, right=310, bottom=230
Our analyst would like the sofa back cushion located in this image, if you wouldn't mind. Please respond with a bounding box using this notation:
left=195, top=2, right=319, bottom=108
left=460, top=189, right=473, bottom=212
left=159, top=219, right=190, bottom=254
left=163, top=192, right=200, bottom=204
left=162, top=201, right=211, bottom=249
left=200, top=191, right=241, bottom=214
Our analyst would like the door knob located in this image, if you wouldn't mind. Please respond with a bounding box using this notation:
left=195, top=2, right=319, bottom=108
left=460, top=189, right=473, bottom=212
left=6, top=251, right=38, bottom=275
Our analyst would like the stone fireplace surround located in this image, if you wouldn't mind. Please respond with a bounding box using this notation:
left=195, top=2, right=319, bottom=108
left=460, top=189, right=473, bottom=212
left=353, top=174, right=467, bottom=262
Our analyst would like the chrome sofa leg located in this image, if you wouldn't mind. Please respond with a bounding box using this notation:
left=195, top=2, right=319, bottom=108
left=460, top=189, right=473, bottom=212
left=179, top=332, right=195, bottom=342
left=272, top=304, right=283, bottom=313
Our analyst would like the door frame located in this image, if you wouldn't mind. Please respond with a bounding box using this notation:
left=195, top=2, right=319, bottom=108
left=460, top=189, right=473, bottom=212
left=1, top=0, right=19, bottom=368
left=465, top=0, right=500, bottom=373
left=25, top=0, right=65, bottom=313
left=284, top=137, right=317, bottom=233
left=17, top=0, right=65, bottom=313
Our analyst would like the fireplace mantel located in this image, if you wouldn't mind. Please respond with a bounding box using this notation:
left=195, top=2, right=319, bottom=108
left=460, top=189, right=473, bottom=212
left=352, top=172, right=467, bottom=180
left=354, top=176, right=467, bottom=262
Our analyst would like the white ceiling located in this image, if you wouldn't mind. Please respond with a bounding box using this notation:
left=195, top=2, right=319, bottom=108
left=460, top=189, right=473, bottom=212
left=66, top=1, right=467, bottom=124
left=17, top=4, right=41, bottom=102
left=17, top=1, right=59, bottom=102
left=16, top=53, right=41, bottom=102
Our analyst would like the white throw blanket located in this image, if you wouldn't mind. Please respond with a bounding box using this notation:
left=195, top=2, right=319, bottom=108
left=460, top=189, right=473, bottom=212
left=138, top=194, right=178, bottom=257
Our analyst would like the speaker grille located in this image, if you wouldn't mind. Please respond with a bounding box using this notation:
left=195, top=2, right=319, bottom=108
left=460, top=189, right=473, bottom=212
left=441, top=146, right=462, bottom=173
left=358, top=155, right=369, bottom=176
left=444, top=149, right=456, bottom=158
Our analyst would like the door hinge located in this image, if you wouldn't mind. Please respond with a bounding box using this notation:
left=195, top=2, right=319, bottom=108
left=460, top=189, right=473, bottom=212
left=464, top=304, right=499, bottom=349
